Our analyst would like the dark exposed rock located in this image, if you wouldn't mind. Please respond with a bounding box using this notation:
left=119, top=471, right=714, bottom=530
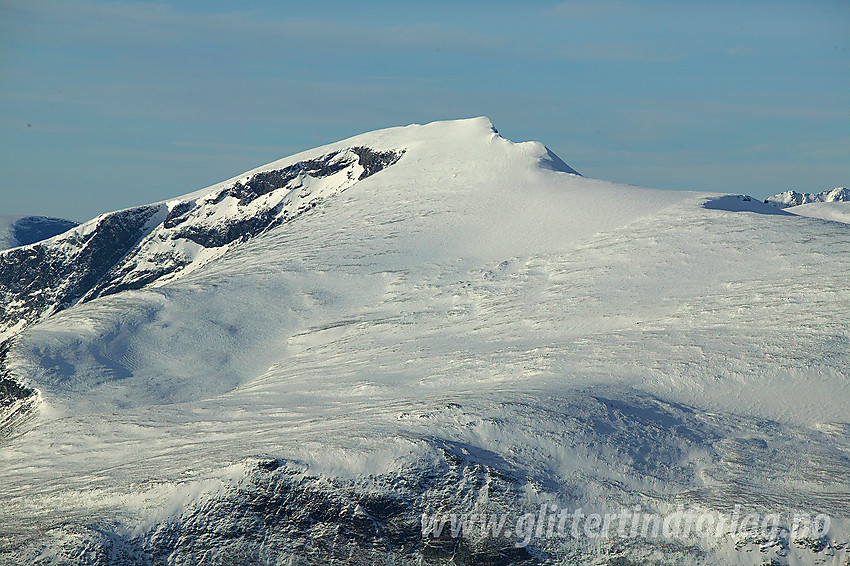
left=171, top=208, right=284, bottom=249
left=351, top=146, right=405, bottom=180
left=9, top=450, right=537, bottom=566
left=230, top=157, right=340, bottom=206
left=0, top=340, right=38, bottom=439
left=228, top=147, right=403, bottom=205
left=162, top=201, right=196, bottom=229
left=0, top=205, right=163, bottom=334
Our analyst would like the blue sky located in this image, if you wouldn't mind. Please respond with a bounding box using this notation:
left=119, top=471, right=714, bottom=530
left=1, top=0, right=848, bottom=221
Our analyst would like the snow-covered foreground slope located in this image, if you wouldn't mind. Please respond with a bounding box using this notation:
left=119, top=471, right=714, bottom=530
left=1, top=118, right=848, bottom=565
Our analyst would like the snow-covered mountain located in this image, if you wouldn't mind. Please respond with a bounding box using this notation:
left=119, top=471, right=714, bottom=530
left=761, top=188, right=850, bottom=226
left=0, top=215, right=78, bottom=251
left=1, top=118, right=848, bottom=565
left=765, top=187, right=850, bottom=208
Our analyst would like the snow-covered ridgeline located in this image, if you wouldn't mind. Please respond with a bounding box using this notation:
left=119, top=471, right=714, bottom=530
left=765, top=187, right=850, bottom=208
left=0, top=146, right=403, bottom=341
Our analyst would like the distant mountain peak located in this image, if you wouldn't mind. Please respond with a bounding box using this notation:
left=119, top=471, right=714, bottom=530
left=0, top=215, right=78, bottom=251
left=764, top=187, right=850, bottom=208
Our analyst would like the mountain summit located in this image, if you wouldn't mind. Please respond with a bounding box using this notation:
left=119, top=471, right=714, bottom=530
left=0, top=118, right=579, bottom=342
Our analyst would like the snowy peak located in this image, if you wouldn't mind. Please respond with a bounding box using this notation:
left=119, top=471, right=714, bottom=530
left=764, top=186, right=850, bottom=208
left=3, top=119, right=850, bottom=566
left=0, top=117, right=584, bottom=342
left=242, top=116, right=580, bottom=181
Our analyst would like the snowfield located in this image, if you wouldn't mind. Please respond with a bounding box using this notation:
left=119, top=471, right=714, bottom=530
left=1, top=118, right=848, bottom=565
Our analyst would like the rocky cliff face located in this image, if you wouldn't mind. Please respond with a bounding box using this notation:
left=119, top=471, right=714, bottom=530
left=0, top=206, right=164, bottom=338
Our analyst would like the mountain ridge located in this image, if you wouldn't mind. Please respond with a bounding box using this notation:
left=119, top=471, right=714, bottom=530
left=0, top=146, right=405, bottom=343
left=0, top=117, right=586, bottom=345
left=765, top=186, right=850, bottom=208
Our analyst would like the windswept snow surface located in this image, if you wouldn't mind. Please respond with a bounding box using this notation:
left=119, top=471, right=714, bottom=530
left=1, top=118, right=849, bottom=565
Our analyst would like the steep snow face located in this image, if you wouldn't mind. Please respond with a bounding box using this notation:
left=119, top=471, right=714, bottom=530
left=765, top=187, right=850, bottom=208
left=1, top=118, right=849, bottom=565
left=0, top=215, right=77, bottom=251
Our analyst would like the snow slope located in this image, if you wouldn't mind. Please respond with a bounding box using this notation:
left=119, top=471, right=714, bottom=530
left=785, top=201, right=850, bottom=225
left=1, top=118, right=848, bottom=565
left=0, top=147, right=401, bottom=341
